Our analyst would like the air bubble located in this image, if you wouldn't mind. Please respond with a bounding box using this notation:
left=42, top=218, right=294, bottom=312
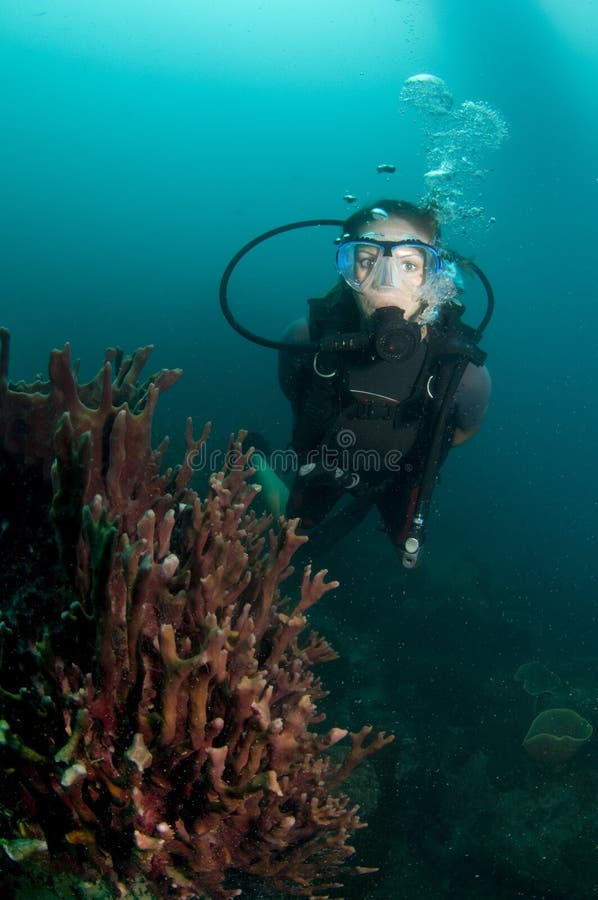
left=400, top=74, right=509, bottom=231
left=400, top=73, right=453, bottom=116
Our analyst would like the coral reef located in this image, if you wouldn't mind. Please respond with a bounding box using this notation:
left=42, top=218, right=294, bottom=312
left=0, top=330, right=392, bottom=899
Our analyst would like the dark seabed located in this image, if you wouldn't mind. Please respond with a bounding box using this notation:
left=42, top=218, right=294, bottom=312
left=1, top=1, right=598, bottom=898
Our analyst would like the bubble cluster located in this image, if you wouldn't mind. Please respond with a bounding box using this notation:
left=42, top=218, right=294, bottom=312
left=400, top=73, right=454, bottom=116
left=400, top=74, right=509, bottom=232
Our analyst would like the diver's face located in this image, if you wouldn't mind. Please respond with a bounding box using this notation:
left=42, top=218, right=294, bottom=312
left=353, top=216, right=434, bottom=322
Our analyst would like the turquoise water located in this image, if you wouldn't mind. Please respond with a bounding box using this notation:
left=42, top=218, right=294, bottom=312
left=1, top=1, right=598, bottom=897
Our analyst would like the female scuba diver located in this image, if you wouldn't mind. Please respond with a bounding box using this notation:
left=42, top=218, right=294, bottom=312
left=221, top=199, right=492, bottom=568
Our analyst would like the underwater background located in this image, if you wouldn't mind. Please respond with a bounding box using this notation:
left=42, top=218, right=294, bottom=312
left=1, top=1, right=598, bottom=897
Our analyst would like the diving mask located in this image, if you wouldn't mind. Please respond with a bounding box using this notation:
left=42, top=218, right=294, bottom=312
left=336, top=238, right=443, bottom=293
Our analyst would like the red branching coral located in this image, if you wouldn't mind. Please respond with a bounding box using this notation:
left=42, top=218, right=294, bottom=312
left=0, top=332, right=393, bottom=899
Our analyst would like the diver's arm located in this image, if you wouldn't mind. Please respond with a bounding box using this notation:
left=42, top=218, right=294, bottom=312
left=278, top=317, right=311, bottom=408
left=251, top=318, right=311, bottom=519
left=451, top=363, right=491, bottom=447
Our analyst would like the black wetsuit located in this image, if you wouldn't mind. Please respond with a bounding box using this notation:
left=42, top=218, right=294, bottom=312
left=278, top=283, right=490, bottom=549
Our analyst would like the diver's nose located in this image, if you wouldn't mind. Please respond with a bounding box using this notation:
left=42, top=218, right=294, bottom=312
left=378, top=255, right=401, bottom=288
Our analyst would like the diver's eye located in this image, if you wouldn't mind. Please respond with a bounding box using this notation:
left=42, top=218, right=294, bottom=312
left=356, top=254, right=377, bottom=270
left=396, top=253, right=425, bottom=276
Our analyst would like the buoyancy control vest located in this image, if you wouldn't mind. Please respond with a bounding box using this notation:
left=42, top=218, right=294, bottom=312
left=290, top=282, right=468, bottom=486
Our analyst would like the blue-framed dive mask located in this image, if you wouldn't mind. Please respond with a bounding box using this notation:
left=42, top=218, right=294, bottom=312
left=336, top=238, right=443, bottom=293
